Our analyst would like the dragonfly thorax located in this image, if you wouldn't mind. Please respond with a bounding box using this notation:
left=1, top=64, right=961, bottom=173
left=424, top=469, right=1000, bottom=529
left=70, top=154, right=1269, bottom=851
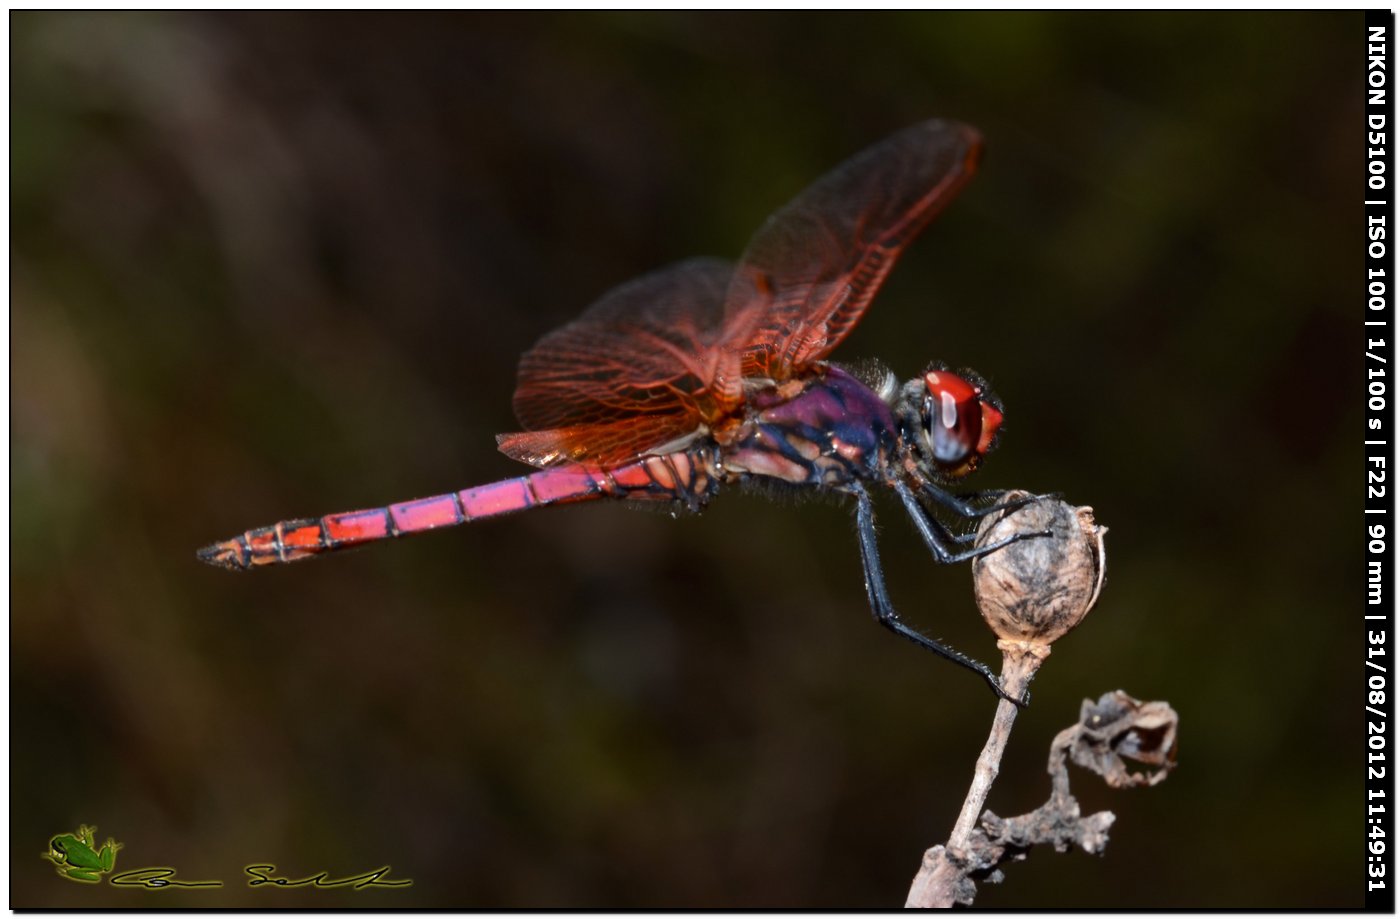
left=894, top=367, right=1004, bottom=482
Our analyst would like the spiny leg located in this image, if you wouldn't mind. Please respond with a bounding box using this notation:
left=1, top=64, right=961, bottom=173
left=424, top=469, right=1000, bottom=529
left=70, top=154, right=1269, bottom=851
left=851, top=481, right=1017, bottom=704
left=912, top=474, right=1050, bottom=521
left=893, top=480, right=1045, bottom=564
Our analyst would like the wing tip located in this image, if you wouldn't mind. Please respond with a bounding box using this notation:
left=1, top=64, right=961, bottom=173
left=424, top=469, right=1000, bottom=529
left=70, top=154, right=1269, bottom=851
left=497, top=430, right=566, bottom=468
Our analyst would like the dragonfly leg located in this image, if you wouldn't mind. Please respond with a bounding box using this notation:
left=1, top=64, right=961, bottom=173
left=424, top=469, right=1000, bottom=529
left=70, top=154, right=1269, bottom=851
left=894, top=480, right=1045, bottom=564
left=852, top=482, right=1021, bottom=705
left=913, top=477, right=1055, bottom=521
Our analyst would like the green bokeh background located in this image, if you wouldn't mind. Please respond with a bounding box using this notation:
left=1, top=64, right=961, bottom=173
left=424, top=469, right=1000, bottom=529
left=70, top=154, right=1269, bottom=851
left=12, top=11, right=1366, bottom=907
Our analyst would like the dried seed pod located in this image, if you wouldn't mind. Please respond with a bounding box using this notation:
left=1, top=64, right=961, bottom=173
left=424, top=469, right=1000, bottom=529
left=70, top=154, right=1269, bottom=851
left=972, top=492, right=1107, bottom=647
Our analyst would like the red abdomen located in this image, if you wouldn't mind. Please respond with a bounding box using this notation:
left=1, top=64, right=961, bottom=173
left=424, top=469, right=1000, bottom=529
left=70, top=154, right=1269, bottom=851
left=197, top=449, right=719, bottom=570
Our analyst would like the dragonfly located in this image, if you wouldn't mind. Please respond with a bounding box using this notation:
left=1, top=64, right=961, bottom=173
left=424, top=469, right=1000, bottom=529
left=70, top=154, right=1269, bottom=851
left=198, top=119, right=1041, bottom=700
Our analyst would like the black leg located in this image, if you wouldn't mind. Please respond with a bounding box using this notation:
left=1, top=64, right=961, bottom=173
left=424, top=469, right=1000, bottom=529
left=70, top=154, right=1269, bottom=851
left=852, top=482, right=1020, bottom=704
left=893, top=480, right=1045, bottom=564
left=913, top=477, right=1051, bottom=520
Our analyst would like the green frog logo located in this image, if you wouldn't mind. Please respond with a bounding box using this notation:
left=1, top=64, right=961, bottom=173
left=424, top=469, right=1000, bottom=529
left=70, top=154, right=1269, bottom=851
left=44, top=825, right=121, bottom=883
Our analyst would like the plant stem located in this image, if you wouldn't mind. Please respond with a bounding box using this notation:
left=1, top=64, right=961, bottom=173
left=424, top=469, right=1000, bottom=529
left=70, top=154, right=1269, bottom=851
left=904, top=642, right=1049, bottom=908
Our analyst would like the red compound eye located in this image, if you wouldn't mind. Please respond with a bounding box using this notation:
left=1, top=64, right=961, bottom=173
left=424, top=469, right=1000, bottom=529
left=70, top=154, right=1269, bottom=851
left=978, top=400, right=1004, bottom=456
left=923, top=369, right=1002, bottom=476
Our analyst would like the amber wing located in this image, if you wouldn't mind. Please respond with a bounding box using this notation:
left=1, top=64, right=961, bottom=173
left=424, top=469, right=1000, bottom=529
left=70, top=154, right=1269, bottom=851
left=497, top=258, right=743, bottom=467
left=723, top=119, right=982, bottom=380
left=498, top=120, right=982, bottom=469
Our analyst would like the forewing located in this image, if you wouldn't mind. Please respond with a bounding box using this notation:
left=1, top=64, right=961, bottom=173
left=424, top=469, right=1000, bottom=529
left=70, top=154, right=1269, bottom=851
left=724, top=120, right=982, bottom=379
left=498, top=257, right=741, bottom=468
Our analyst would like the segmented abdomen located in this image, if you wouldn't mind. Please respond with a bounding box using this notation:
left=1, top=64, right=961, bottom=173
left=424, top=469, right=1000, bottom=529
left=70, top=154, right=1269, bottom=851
left=197, top=448, right=719, bottom=570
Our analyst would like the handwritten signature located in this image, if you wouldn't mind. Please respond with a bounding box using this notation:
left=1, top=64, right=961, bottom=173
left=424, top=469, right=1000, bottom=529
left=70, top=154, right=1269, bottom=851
left=107, top=864, right=411, bottom=890
left=246, top=864, right=412, bottom=889
left=111, top=868, right=221, bottom=889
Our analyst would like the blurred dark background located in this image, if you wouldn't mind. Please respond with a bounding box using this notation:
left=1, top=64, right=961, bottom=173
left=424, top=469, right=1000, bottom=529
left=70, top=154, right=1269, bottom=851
left=12, top=11, right=1363, bottom=907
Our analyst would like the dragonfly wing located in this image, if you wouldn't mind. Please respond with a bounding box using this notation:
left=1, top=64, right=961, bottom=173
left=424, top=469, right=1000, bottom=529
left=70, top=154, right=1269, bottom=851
left=499, top=257, right=742, bottom=468
left=723, top=119, right=982, bottom=379
left=497, top=416, right=704, bottom=468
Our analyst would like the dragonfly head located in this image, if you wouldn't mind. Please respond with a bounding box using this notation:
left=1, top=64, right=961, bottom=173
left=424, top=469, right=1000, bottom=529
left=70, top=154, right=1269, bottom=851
left=899, top=366, right=1003, bottom=480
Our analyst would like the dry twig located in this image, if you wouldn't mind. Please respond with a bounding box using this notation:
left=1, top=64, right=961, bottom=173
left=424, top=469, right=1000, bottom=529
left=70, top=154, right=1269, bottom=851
left=903, top=495, right=1177, bottom=908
